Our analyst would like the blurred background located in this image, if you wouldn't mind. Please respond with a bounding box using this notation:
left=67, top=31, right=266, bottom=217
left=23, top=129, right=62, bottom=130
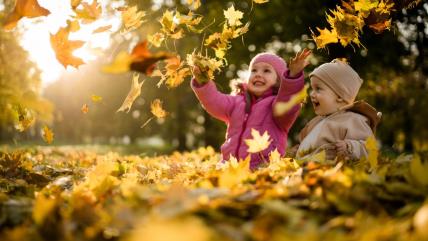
left=0, top=0, right=427, bottom=155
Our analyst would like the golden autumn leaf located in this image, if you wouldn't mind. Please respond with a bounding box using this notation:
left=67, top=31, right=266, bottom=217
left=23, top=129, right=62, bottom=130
left=328, top=9, right=364, bottom=47
left=159, top=10, right=184, bottom=39
left=71, top=0, right=81, bottom=9
left=50, top=27, right=85, bottom=68
left=117, top=74, right=144, bottom=113
left=130, top=41, right=174, bottom=75
left=151, top=99, right=168, bottom=119
left=14, top=106, right=35, bottom=132
left=224, top=5, right=243, bottom=27
left=156, top=56, right=191, bottom=88
left=354, top=0, right=379, bottom=13
left=3, top=0, right=50, bottom=31
left=218, top=156, right=251, bottom=188
left=365, top=135, right=378, bottom=170
left=186, top=0, right=201, bottom=10
left=311, top=27, right=339, bottom=49
left=92, top=24, right=112, bottom=34
left=66, top=19, right=81, bottom=32
left=81, top=103, right=89, bottom=114
left=120, top=5, right=146, bottom=33
left=74, top=0, right=101, bottom=23
left=32, top=193, right=57, bottom=225
left=91, top=94, right=102, bottom=103
left=245, top=129, right=272, bottom=153
left=42, top=125, right=54, bottom=144
left=147, top=32, right=166, bottom=47
left=187, top=53, right=223, bottom=82
left=274, top=84, right=308, bottom=116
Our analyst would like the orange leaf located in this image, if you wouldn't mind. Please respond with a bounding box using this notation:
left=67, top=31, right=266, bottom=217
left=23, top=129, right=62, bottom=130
left=130, top=41, right=174, bottom=75
left=3, top=0, right=50, bottom=30
left=50, top=27, right=85, bottom=68
left=92, top=25, right=112, bottom=34
left=74, top=0, right=101, bottom=23
left=81, top=104, right=89, bottom=114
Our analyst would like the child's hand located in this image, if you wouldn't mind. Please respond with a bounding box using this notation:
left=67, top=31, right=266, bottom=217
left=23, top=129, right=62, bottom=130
left=335, top=141, right=350, bottom=160
left=288, top=48, right=311, bottom=78
left=192, top=66, right=209, bottom=85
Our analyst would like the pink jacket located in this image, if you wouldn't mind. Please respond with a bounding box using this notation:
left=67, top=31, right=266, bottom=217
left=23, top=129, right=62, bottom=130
left=191, top=72, right=304, bottom=170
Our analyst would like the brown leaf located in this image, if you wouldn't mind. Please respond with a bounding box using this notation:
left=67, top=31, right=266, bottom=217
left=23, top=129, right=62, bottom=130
left=130, top=40, right=174, bottom=75
left=3, top=0, right=50, bottom=30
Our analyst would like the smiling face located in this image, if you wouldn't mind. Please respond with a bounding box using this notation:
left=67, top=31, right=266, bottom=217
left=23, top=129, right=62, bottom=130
left=309, top=76, right=346, bottom=116
left=247, top=62, right=278, bottom=97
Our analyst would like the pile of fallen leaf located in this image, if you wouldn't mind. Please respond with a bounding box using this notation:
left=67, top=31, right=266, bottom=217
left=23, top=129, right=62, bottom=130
left=1, top=146, right=427, bottom=241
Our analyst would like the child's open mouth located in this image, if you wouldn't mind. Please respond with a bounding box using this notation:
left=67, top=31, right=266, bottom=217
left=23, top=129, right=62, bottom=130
left=253, top=80, right=265, bottom=86
left=312, top=100, right=320, bottom=108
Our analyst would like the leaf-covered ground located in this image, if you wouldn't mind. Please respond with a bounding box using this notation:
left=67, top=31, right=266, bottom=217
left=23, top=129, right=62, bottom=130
left=0, top=146, right=427, bottom=241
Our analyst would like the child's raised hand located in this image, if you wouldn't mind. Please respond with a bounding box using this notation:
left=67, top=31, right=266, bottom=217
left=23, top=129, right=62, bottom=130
left=192, top=65, right=209, bottom=85
left=288, top=48, right=311, bottom=78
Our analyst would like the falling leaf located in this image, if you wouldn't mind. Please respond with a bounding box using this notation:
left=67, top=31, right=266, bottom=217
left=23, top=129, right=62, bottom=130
left=42, top=125, right=54, bottom=144
left=74, top=0, right=101, bottom=23
left=50, top=27, right=85, bottom=68
left=224, top=5, right=243, bottom=27
left=81, top=104, right=89, bottom=114
left=245, top=129, right=272, bottom=153
left=117, top=74, right=144, bottom=113
left=92, top=25, right=112, bottom=34
left=147, top=32, right=166, bottom=47
left=354, top=0, right=379, bottom=13
left=14, top=106, right=36, bottom=132
left=102, top=51, right=133, bottom=74
left=91, top=95, right=102, bottom=103
left=156, top=56, right=192, bottom=88
left=130, top=40, right=174, bottom=75
left=159, top=10, right=184, bottom=39
left=3, top=0, right=50, bottom=30
left=274, top=84, right=308, bottom=116
left=71, top=0, right=81, bottom=9
left=66, top=19, right=80, bottom=32
left=120, top=5, right=146, bottom=33
left=365, top=135, right=378, bottom=170
left=186, top=0, right=201, bottom=10
left=151, top=99, right=168, bottom=119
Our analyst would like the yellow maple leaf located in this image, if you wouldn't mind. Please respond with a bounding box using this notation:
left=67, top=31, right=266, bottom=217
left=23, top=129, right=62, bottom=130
left=327, top=8, right=364, bottom=47
left=32, top=193, right=57, bottom=225
left=218, top=156, right=251, bottom=188
left=42, top=125, right=54, bottom=144
left=187, top=53, right=223, bottom=82
left=159, top=10, right=184, bottom=39
left=117, top=74, right=144, bottom=113
left=14, top=106, right=35, bottom=132
left=50, top=27, right=85, bottom=68
left=3, top=0, right=51, bottom=31
left=224, top=5, right=243, bottom=27
left=311, top=27, right=339, bottom=49
left=120, top=5, right=146, bottom=33
left=151, top=99, right=168, bottom=119
left=71, top=0, right=81, bottom=9
left=81, top=103, right=89, bottom=114
left=365, top=135, right=378, bottom=170
left=245, top=129, right=272, bottom=153
left=148, top=32, right=165, bottom=47
left=91, top=94, right=102, bottom=103
left=66, top=19, right=80, bottom=32
left=354, top=0, right=379, bottom=13
left=186, top=0, right=201, bottom=10
left=274, top=84, right=308, bottom=116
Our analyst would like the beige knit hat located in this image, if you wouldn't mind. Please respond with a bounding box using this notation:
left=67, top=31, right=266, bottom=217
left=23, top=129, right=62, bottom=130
left=309, top=59, right=363, bottom=104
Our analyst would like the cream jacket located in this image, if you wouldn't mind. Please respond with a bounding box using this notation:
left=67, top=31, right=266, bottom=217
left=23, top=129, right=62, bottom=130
left=296, top=101, right=381, bottom=160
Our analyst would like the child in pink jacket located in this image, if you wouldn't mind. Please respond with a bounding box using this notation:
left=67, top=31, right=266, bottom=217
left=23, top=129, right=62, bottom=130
left=192, top=50, right=311, bottom=170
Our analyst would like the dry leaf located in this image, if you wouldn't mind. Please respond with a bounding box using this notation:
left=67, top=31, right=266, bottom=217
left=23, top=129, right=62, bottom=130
left=14, top=106, right=36, bottom=132
left=151, top=99, right=168, bottom=119
left=91, top=95, right=102, bottom=103
left=130, top=40, right=174, bottom=75
left=102, top=51, right=133, bottom=74
left=274, top=84, right=308, bottom=116
left=92, top=25, right=112, bottom=34
left=117, top=74, right=144, bottom=113
left=50, top=27, right=85, bottom=68
left=120, top=5, right=145, bottom=33
left=74, top=0, right=101, bottom=23
left=3, top=0, right=50, bottom=30
left=42, top=125, right=54, bottom=144
left=224, top=5, right=243, bottom=27
left=81, top=103, right=89, bottom=114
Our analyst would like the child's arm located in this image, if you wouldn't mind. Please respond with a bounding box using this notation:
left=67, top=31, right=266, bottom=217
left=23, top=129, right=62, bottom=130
left=335, top=116, right=374, bottom=160
left=273, top=49, right=311, bottom=130
left=191, top=66, right=236, bottom=123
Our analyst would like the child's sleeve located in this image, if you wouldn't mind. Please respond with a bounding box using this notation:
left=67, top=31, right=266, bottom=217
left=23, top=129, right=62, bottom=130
left=191, top=78, right=236, bottom=123
left=343, top=116, right=374, bottom=160
left=273, top=71, right=305, bottom=130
